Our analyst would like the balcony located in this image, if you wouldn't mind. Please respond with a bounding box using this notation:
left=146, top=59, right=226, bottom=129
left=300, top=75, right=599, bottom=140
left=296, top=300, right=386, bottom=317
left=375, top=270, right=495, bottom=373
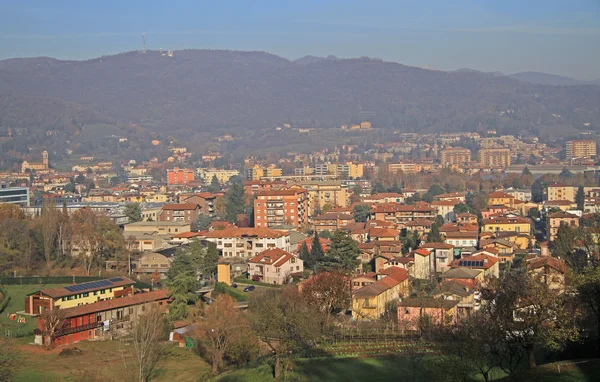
left=54, top=321, right=102, bottom=337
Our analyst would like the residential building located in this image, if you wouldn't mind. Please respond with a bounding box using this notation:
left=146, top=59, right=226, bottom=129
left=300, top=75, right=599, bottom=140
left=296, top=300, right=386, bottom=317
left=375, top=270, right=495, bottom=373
left=421, top=243, right=455, bottom=273
left=124, top=221, right=191, bottom=235
left=352, top=267, right=409, bottom=320
left=181, top=192, right=224, bottom=218
left=398, top=298, right=460, bottom=331
left=313, top=212, right=354, bottom=233
left=547, top=211, right=580, bottom=241
left=167, top=168, right=195, bottom=185
left=487, top=191, right=516, bottom=208
left=39, top=289, right=169, bottom=346
left=204, top=227, right=291, bottom=259
left=388, top=163, right=417, bottom=175
left=440, top=147, right=471, bottom=165
left=158, top=204, right=201, bottom=228
left=196, top=168, right=240, bottom=184
left=290, top=180, right=348, bottom=213
left=334, top=162, right=364, bottom=179
left=25, top=277, right=136, bottom=314
left=566, top=140, right=597, bottom=160
left=363, top=193, right=404, bottom=204
left=482, top=215, right=531, bottom=235
left=444, top=231, right=479, bottom=249
left=254, top=189, right=309, bottom=228
left=547, top=184, right=576, bottom=202
left=372, top=203, right=436, bottom=226
left=479, top=148, right=511, bottom=168
left=433, top=280, right=481, bottom=316
left=527, top=256, right=567, bottom=291
left=431, top=199, right=459, bottom=222
left=0, top=185, right=30, bottom=207
left=247, top=249, right=303, bottom=284
left=133, top=253, right=171, bottom=277
left=442, top=267, right=483, bottom=287
left=412, top=248, right=433, bottom=279
left=450, top=254, right=500, bottom=278
left=456, top=213, right=477, bottom=225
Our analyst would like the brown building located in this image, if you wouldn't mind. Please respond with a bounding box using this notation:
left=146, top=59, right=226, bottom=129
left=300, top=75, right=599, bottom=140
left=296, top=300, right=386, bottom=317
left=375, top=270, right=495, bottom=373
left=479, top=148, right=511, bottom=168
left=313, top=212, right=354, bottom=233
left=547, top=211, right=580, bottom=241
left=440, top=147, right=471, bottom=165
left=253, top=189, right=309, bottom=228
left=158, top=204, right=201, bottom=229
left=566, top=140, right=597, bottom=160
left=181, top=192, right=224, bottom=218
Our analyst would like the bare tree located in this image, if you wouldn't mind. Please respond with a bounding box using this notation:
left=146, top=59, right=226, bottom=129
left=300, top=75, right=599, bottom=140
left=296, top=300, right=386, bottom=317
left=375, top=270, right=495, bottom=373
left=38, top=203, right=61, bottom=265
left=132, top=305, right=168, bottom=382
left=194, top=294, right=255, bottom=374
left=40, top=308, right=66, bottom=348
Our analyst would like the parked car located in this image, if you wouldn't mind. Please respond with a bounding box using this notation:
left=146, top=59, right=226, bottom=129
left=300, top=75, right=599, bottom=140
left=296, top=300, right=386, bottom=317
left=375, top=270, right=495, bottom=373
left=243, top=285, right=256, bottom=292
left=231, top=283, right=238, bottom=288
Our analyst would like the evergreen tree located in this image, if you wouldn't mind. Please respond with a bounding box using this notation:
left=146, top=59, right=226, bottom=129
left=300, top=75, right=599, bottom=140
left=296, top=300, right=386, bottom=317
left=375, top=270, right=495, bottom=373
left=298, top=241, right=310, bottom=262
left=196, top=214, right=213, bottom=231
left=428, top=221, right=443, bottom=243
left=211, top=174, right=221, bottom=189
left=576, top=186, right=585, bottom=211
left=353, top=204, right=371, bottom=223
left=522, top=166, right=532, bottom=176
left=124, top=203, right=142, bottom=223
left=422, top=184, right=445, bottom=203
left=389, top=182, right=402, bottom=193
left=531, top=178, right=544, bottom=203
left=319, top=231, right=360, bottom=272
left=307, top=234, right=325, bottom=269
left=225, top=180, right=245, bottom=223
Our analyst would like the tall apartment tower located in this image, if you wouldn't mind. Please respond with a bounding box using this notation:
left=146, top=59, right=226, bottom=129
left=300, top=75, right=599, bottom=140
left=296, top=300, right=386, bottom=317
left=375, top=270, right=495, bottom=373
left=440, top=147, right=471, bottom=165
left=566, top=140, right=597, bottom=160
left=479, top=148, right=511, bottom=168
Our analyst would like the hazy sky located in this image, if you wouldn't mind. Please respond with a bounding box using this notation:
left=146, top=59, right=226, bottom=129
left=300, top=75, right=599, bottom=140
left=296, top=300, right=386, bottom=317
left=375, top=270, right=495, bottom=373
left=1, top=0, right=599, bottom=79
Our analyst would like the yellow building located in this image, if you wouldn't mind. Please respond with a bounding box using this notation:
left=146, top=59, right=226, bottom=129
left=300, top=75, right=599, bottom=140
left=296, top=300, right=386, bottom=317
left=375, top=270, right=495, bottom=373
left=25, top=277, right=136, bottom=313
left=566, top=140, right=597, bottom=160
left=352, top=269, right=409, bottom=321
left=291, top=180, right=348, bottom=213
left=360, top=121, right=372, bottom=129
left=388, top=163, right=417, bottom=174
left=265, top=165, right=282, bottom=177
left=440, top=147, right=471, bottom=165
left=482, top=216, right=531, bottom=235
left=334, top=162, right=364, bottom=179
left=546, top=185, right=576, bottom=202
left=479, top=148, right=511, bottom=168
left=217, top=263, right=232, bottom=286
left=487, top=191, right=516, bottom=208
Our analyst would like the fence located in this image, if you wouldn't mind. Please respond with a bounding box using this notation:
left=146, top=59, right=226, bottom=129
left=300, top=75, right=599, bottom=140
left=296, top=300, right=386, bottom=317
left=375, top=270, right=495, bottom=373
left=0, top=276, right=150, bottom=289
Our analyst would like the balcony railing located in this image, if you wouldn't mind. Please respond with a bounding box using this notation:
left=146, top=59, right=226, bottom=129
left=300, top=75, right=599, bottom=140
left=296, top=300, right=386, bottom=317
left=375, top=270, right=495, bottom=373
left=54, top=321, right=102, bottom=337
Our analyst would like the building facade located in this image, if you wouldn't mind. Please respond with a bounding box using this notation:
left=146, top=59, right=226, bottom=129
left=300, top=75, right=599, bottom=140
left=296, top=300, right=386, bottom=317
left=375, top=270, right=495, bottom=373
left=204, top=227, right=291, bottom=258
left=479, top=148, right=511, bottom=168
left=254, top=189, right=309, bottom=228
left=566, top=140, right=597, bottom=160
left=440, top=147, right=471, bottom=165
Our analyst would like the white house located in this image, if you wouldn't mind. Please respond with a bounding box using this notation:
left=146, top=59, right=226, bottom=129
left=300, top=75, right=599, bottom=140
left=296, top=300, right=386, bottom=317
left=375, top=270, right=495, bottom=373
left=247, top=249, right=303, bottom=284
left=204, top=227, right=291, bottom=259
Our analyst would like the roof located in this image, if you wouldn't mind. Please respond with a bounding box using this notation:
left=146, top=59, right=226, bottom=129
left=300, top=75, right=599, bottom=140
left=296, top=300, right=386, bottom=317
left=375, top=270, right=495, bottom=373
left=313, top=212, right=353, bottom=220
left=444, top=231, right=479, bottom=239
left=434, top=280, right=474, bottom=297
left=257, top=189, right=306, bottom=196
left=378, top=267, right=409, bottom=283
left=421, top=242, right=453, bottom=250
left=413, top=248, right=431, bottom=257
left=450, top=254, right=499, bottom=270
left=161, top=203, right=200, bottom=210
left=31, top=277, right=136, bottom=299
left=527, top=256, right=567, bottom=274
left=387, top=256, right=414, bottom=265
left=488, top=191, right=515, bottom=199
left=171, top=232, right=204, bottom=239
left=548, top=211, right=579, bottom=219
left=353, top=273, right=404, bottom=297
left=248, top=248, right=296, bottom=267
left=398, top=298, right=460, bottom=309
left=205, top=227, right=288, bottom=239
left=431, top=199, right=461, bottom=206
left=483, top=216, right=530, bottom=225
left=372, top=203, right=434, bottom=213
left=59, top=289, right=169, bottom=318
left=443, top=267, right=482, bottom=279
left=369, top=228, right=400, bottom=238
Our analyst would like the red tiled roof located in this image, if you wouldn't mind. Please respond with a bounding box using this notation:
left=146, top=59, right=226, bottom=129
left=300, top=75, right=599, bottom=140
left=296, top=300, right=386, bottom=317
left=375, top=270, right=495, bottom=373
left=482, top=216, right=530, bottom=224
left=378, top=267, right=409, bottom=283
left=60, top=289, right=169, bottom=319
left=373, top=203, right=434, bottom=213
left=527, top=256, right=567, bottom=274
left=421, top=242, right=454, bottom=250
left=171, top=232, right=204, bottom=239
left=369, top=228, right=400, bottom=238
left=413, top=248, right=431, bottom=257
left=488, top=191, right=515, bottom=199
left=248, top=248, right=296, bottom=267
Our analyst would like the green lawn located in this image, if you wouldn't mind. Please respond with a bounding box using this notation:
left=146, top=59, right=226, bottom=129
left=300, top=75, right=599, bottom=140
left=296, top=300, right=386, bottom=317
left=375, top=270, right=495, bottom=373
left=233, top=276, right=283, bottom=288
left=0, top=284, right=67, bottom=337
left=217, top=356, right=600, bottom=382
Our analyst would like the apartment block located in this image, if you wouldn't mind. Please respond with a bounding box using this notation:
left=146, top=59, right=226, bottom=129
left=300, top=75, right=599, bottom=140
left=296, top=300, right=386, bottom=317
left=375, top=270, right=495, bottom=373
left=254, top=189, right=309, bottom=228
left=479, top=148, right=511, bottom=168
left=388, top=163, right=417, bottom=174
left=440, top=147, right=471, bottom=165
left=196, top=168, right=240, bottom=184
left=566, top=140, right=597, bottom=160
left=291, top=180, right=348, bottom=214
left=546, top=184, right=576, bottom=202
left=167, top=168, right=195, bottom=185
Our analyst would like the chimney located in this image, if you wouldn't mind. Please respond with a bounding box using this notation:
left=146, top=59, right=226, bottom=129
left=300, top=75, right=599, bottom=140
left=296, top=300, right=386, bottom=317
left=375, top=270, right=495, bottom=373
left=540, top=242, right=549, bottom=257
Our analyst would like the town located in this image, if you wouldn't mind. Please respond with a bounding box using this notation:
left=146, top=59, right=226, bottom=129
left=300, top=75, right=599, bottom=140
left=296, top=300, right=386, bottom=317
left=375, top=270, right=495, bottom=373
left=1, top=128, right=600, bottom=380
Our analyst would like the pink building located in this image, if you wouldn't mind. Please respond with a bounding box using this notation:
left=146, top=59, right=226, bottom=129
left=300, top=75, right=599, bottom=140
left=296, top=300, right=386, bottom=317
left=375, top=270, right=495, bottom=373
left=397, top=298, right=460, bottom=331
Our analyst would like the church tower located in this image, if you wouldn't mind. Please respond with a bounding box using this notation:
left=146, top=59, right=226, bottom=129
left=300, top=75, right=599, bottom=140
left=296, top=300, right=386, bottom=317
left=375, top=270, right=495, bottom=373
left=42, top=150, right=48, bottom=168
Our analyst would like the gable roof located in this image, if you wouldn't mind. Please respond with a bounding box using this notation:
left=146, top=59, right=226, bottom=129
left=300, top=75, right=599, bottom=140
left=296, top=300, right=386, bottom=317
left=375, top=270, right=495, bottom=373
left=488, top=191, right=515, bottom=199
left=248, top=248, right=296, bottom=267
left=527, top=256, right=567, bottom=274
left=60, top=289, right=169, bottom=319
left=421, top=242, right=454, bottom=250
left=443, top=267, right=482, bottom=279
left=450, top=254, right=499, bottom=270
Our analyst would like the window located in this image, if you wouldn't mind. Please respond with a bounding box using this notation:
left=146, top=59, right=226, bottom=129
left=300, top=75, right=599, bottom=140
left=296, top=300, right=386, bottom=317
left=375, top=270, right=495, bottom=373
left=257, top=203, right=260, bottom=207
left=276, top=268, right=281, bottom=273
left=62, top=297, right=66, bottom=301
left=255, top=243, right=264, bottom=247
left=224, top=243, right=233, bottom=247
left=83, top=293, right=89, bottom=297
left=364, top=298, right=370, bottom=307
left=291, top=257, right=296, bottom=263
left=100, top=290, right=106, bottom=294
left=94, top=291, right=98, bottom=296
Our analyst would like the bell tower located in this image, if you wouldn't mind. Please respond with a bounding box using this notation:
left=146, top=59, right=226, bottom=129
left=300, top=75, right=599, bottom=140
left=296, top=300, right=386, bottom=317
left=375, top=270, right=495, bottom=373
left=42, top=150, right=48, bottom=168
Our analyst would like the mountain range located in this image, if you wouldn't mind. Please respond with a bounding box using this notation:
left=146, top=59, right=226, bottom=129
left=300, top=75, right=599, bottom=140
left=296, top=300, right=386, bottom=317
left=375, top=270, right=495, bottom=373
left=0, top=50, right=599, bottom=141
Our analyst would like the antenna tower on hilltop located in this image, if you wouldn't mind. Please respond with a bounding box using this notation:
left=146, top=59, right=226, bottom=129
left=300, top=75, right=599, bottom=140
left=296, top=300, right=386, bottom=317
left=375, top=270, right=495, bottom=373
left=142, top=33, right=147, bottom=53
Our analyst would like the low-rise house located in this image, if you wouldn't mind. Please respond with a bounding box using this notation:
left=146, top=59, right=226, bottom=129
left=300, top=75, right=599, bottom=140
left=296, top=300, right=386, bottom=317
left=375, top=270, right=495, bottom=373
left=456, top=212, right=478, bottom=225
left=368, top=227, right=400, bottom=242
left=450, top=253, right=500, bottom=278
left=352, top=267, right=409, bottom=320
left=482, top=215, right=531, bottom=235
left=397, top=298, right=460, bottom=331
left=442, top=267, right=483, bottom=288
left=527, top=256, right=567, bottom=291
left=411, top=248, right=433, bottom=280
left=26, top=278, right=135, bottom=314
left=487, top=191, right=516, bottom=208
left=444, top=231, right=479, bottom=249
left=351, top=272, right=377, bottom=291
left=433, top=280, right=481, bottom=316
left=431, top=199, right=460, bottom=222
left=39, top=289, right=169, bottom=346
left=158, top=203, right=201, bottom=229
left=205, top=227, right=291, bottom=259
left=247, top=249, right=303, bottom=284
left=402, top=219, right=434, bottom=234
left=421, top=242, right=455, bottom=273
left=547, top=211, right=580, bottom=242
left=133, top=253, right=171, bottom=278
left=479, top=238, right=515, bottom=262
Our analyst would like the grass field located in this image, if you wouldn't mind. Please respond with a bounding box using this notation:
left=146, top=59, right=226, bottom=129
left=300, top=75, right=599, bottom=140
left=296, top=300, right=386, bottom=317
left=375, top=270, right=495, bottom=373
left=0, top=284, right=67, bottom=337
left=11, top=339, right=210, bottom=382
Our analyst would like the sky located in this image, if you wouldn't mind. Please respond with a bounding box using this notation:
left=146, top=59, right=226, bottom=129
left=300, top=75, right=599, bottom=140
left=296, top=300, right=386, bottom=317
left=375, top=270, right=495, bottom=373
left=0, top=0, right=599, bottom=80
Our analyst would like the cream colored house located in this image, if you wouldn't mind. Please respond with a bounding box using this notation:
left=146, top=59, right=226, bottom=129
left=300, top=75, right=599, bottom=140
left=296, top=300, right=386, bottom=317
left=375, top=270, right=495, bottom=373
left=247, top=249, right=303, bottom=284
